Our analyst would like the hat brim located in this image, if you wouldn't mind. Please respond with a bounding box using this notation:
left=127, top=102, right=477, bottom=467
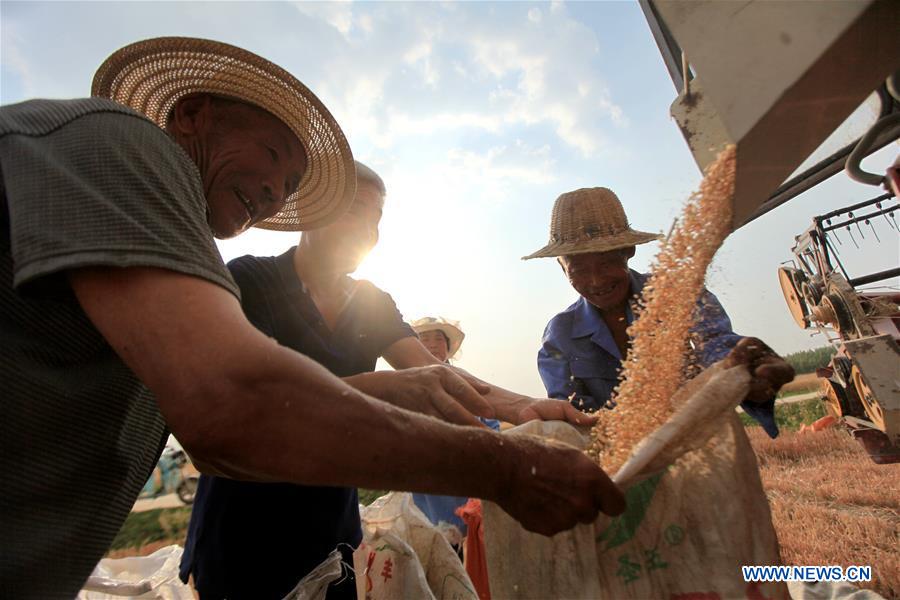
left=522, top=229, right=662, bottom=260
left=92, top=37, right=355, bottom=232
left=412, top=323, right=465, bottom=359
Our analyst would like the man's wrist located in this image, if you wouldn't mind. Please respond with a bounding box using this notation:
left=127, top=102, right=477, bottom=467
left=467, top=428, right=511, bottom=503
left=343, top=371, right=387, bottom=398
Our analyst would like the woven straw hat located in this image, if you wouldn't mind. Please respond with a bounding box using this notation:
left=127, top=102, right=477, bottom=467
left=522, top=187, right=661, bottom=260
left=411, top=317, right=465, bottom=359
left=92, top=37, right=354, bottom=232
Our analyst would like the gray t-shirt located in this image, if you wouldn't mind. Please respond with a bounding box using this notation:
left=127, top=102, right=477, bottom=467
left=0, top=98, right=239, bottom=599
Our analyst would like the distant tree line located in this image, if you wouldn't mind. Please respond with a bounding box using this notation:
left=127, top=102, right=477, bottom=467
left=782, top=346, right=837, bottom=374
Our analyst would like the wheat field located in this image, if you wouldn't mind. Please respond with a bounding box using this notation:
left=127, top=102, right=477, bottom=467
left=747, top=427, right=900, bottom=599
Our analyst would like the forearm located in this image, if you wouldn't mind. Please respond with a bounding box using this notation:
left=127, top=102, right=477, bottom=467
left=176, top=337, right=507, bottom=499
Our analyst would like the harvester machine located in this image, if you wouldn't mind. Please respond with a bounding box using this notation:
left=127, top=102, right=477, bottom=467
left=639, top=0, right=900, bottom=462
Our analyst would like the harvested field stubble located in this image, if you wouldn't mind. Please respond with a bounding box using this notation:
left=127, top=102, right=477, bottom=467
left=778, top=372, right=820, bottom=396
left=589, top=145, right=736, bottom=471
left=748, top=427, right=900, bottom=599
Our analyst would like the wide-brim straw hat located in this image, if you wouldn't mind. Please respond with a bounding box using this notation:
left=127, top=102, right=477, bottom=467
left=522, top=187, right=661, bottom=260
left=92, top=37, right=354, bottom=232
left=411, top=317, right=465, bottom=359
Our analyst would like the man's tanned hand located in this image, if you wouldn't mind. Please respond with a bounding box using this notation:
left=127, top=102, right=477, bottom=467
left=723, top=337, right=795, bottom=405
left=491, top=434, right=625, bottom=536
left=345, top=366, right=495, bottom=428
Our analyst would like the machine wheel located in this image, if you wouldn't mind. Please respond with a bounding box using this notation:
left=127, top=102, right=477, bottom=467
left=778, top=267, right=810, bottom=328
left=177, top=477, right=198, bottom=505
left=831, top=356, right=853, bottom=388
left=852, top=365, right=886, bottom=432
left=801, top=280, right=823, bottom=310
left=821, top=293, right=856, bottom=337
left=820, top=379, right=851, bottom=419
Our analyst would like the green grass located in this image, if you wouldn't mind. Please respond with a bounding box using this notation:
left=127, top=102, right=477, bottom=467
left=109, top=507, right=192, bottom=551
left=776, top=388, right=817, bottom=400
left=359, top=489, right=387, bottom=506
left=111, top=490, right=386, bottom=554
left=740, top=397, right=827, bottom=431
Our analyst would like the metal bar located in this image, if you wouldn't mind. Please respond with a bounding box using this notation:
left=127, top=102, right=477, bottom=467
left=637, top=0, right=685, bottom=93
left=822, top=206, right=899, bottom=232
left=846, top=113, right=900, bottom=185
left=849, top=268, right=900, bottom=287
left=818, top=192, right=895, bottom=221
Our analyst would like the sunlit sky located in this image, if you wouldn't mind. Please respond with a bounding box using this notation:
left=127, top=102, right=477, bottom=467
left=3, top=1, right=896, bottom=397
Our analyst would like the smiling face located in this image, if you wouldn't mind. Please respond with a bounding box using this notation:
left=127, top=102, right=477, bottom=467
left=169, top=95, right=307, bottom=239
left=418, top=329, right=450, bottom=362
left=304, top=179, right=384, bottom=273
left=559, top=248, right=635, bottom=311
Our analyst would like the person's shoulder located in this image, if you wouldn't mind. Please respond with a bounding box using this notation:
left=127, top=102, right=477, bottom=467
left=543, top=297, right=582, bottom=340
left=349, top=278, right=404, bottom=311
left=0, top=98, right=153, bottom=137
left=227, top=254, right=280, bottom=282
left=550, top=297, right=583, bottom=324
left=350, top=277, right=391, bottom=299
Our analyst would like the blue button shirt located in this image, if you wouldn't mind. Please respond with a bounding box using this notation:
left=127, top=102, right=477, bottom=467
left=537, top=270, right=778, bottom=437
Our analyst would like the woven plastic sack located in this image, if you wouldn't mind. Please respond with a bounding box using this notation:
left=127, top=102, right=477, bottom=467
left=282, top=549, right=344, bottom=600
left=484, top=364, right=787, bottom=599
left=354, top=492, right=478, bottom=600
left=77, top=545, right=192, bottom=600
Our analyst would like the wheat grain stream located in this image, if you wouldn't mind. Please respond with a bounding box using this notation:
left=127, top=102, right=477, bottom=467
left=589, top=146, right=737, bottom=472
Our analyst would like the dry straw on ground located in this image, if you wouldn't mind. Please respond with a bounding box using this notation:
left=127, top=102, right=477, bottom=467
left=589, top=145, right=737, bottom=471
left=747, top=427, right=900, bottom=599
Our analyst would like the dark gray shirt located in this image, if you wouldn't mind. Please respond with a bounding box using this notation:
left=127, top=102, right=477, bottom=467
left=0, top=98, right=238, bottom=599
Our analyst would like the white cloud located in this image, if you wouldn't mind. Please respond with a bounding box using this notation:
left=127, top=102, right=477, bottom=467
left=0, top=21, right=36, bottom=97
left=305, top=2, right=625, bottom=158
left=403, top=36, right=440, bottom=89
left=291, top=1, right=354, bottom=37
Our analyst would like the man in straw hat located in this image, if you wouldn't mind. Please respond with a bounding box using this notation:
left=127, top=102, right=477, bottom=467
left=0, top=40, right=623, bottom=598
left=525, top=187, right=792, bottom=434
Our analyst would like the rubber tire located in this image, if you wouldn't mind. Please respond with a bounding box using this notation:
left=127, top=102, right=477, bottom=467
left=177, top=477, right=198, bottom=505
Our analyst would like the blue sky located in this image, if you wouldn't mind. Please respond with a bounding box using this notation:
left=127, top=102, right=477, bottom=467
left=3, top=1, right=896, bottom=397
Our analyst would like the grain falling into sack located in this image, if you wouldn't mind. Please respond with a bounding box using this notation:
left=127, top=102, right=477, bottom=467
left=589, top=145, right=737, bottom=472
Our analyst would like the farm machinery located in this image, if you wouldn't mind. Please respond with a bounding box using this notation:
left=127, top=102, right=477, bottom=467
left=639, top=0, right=900, bottom=462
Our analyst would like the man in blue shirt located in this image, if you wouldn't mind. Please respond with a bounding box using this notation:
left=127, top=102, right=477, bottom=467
left=525, top=187, right=791, bottom=437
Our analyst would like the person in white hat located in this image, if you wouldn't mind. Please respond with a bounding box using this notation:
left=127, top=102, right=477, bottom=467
left=525, top=187, right=793, bottom=435
left=0, top=40, right=623, bottom=598
left=409, top=317, right=499, bottom=553
left=411, top=316, right=466, bottom=363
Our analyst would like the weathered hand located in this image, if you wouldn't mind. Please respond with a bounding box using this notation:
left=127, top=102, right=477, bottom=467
left=723, top=337, right=795, bottom=404
left=509, top=397, right=599, bottom=427
left=344, top=366, right=495, bottom=427
left=445, top=366, right=599, bottom=427
left=493, top=433, right=625, bottom=536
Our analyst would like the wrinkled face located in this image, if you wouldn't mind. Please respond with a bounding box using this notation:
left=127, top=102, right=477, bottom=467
left=305, top=180, right=384, bottom=273
left=559, top=249, right=634, bottom=311
left=419, top=329, right=450, bottom=362
left=172, top=96, right=307, bottom=239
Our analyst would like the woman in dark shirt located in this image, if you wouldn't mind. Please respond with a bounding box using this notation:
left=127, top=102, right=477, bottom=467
left=180, top=163, right=594, bottom=599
